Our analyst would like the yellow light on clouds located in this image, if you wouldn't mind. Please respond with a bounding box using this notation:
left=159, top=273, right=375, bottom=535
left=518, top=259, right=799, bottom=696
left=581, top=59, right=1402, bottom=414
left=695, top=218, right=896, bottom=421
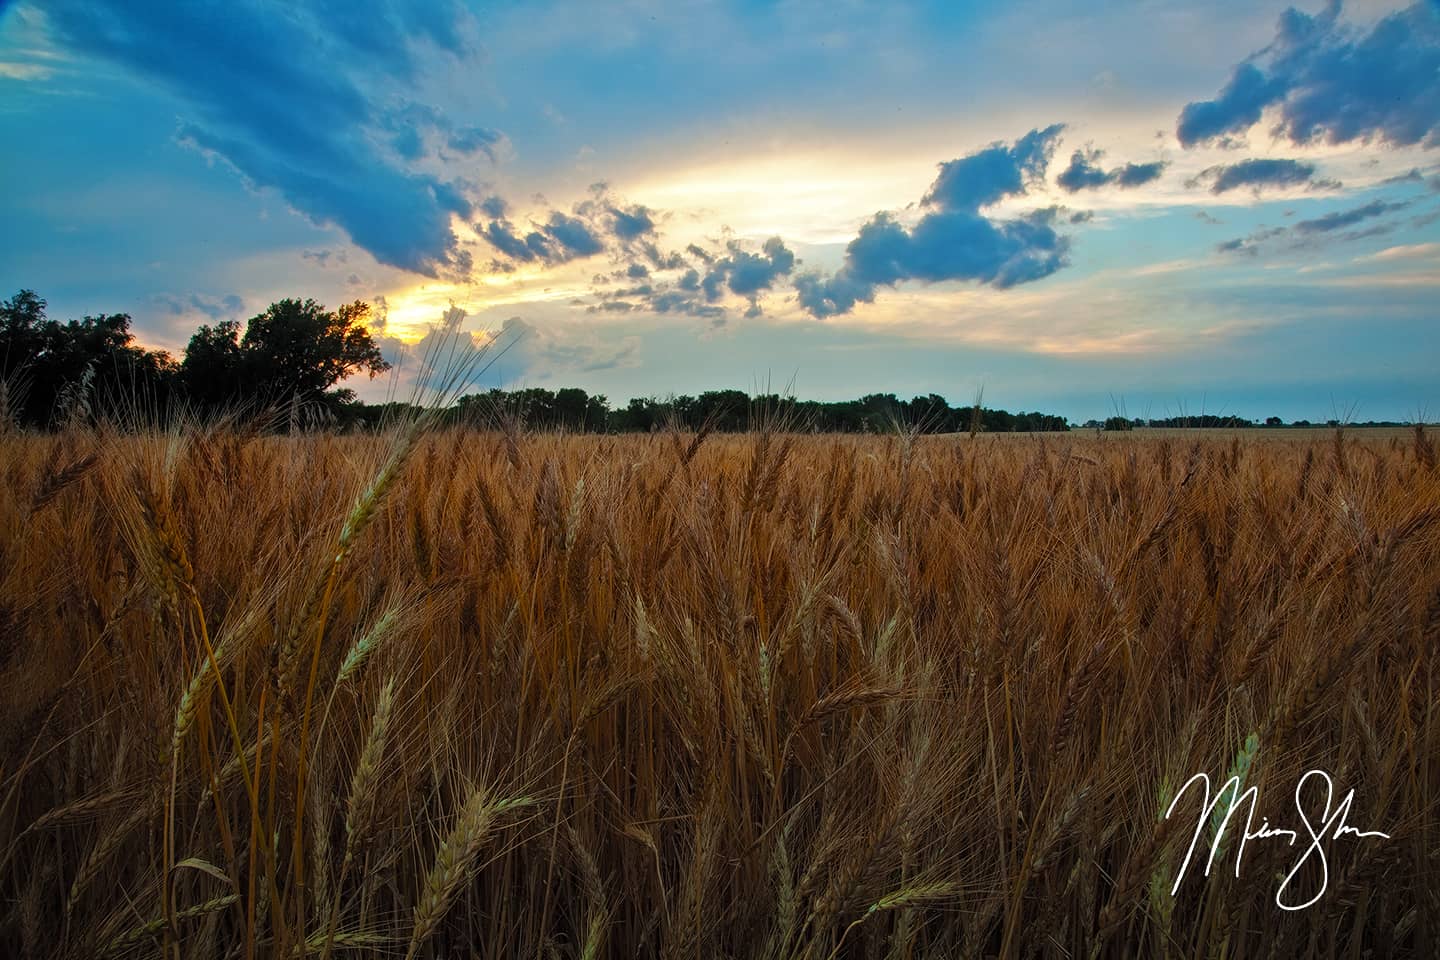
left=378, top=265, right=597, bottom=342
left=628, top=150, right=935, bottom=245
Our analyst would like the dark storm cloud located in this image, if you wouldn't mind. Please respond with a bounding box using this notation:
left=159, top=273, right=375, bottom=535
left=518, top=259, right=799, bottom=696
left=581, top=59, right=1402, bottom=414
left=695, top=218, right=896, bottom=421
left=180, top=123, right=475, bottom=275
left=44, top=0, right=499, bottom=278
left=1177, top=2, right=1440, bottom=149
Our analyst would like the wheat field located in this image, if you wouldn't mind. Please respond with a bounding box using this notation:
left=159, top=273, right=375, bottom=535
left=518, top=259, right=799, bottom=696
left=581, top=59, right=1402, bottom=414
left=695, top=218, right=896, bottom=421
left=1, top=420, right=1437, bottom=958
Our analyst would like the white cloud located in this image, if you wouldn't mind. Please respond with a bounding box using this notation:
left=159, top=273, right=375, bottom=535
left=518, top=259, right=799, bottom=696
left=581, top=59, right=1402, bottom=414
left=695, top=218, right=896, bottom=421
left=1357, top=241, right=1440, bottom=262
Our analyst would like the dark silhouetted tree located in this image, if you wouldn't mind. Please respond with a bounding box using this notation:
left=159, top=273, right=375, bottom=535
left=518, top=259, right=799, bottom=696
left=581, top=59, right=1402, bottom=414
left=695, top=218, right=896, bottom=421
left=1, top=289, right=177, bottom=427
left=180, top=319, right=247, bottom=409
left=180, top=298, right=389, bottom=414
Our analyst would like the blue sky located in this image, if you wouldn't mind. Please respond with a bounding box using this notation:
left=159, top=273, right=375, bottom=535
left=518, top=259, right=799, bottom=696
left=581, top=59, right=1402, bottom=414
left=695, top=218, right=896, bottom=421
left=1, top=0, right=1437, bottom=421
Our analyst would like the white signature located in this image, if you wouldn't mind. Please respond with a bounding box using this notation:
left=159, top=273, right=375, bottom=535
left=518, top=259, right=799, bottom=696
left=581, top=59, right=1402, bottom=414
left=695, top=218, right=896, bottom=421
left=1165, top=768, right=1390, bottom=911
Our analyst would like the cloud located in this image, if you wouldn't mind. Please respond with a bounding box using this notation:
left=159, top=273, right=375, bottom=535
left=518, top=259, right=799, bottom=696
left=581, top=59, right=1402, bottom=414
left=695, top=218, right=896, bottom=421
left=608, top=203, right=656, bottom=241
left=1358, top=241, right=1440, bottom=261
left=446, top=125, right=504, bottom=158
left=575, top=232, right=792, bottom=325
left=542, top=212, right=604, bottom=257
left=374, top=306, right=503, bottom=394
left=921, top=125, right=1062, bottom=209
left=1189, top=158, right=1328, bottom=194
left=795, top=125, right=1071, bottom=318
left=479, top=209, right=605, bottom=267
left=646, top=291, right=727, bottom=320
left=498, top=316, right=641, bottom=377
left=1055, top=148, right=1167, bottom=193
left=301, top=249, right=349, bottom=268
left=0, top=60, right=55, bottom=81
left=1055, top=151, right=1109, bottom=191
left=637, top=242, right=687, bottom=271
left=1177, top=2, right=1440, bottom=149
left=1217, top=197, right=1411, bottom=254
left=380, top=102, right=506, bottom=164
left=482, top=219, right=552, bottom=264
left=701, top=237, right=796, bottom=305
left=43, top=0, right=496, bottom=278
left=1381, top=168, right=1426, bottom=186
left=481, top=185, right=658, bottom=269
left=1112, top=162, right=1168, bottom=188
left=570, top=185, right=657, bottom=244
left=1177, top=64, right=1288, bottom=148
left=1292, top=199, right=1408, bottom=234
left=180, top=121, right=477, bottom=277
left=153, top=292, right=246, bottom=320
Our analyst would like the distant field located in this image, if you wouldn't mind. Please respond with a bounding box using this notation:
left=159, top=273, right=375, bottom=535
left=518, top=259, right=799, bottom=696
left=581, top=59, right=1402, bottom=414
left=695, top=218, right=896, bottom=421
left=1093, top=426, right=1424, bottom=442
left=961, top=426, right=1427, bottom=442
left=2, top=424, right=1437, bottom=958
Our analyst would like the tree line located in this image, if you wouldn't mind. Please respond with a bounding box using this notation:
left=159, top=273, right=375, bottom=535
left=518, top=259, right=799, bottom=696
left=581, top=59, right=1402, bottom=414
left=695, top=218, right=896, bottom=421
left=1087, top=415, right=1414, bottom=431
left=11, top=288, right=1397, bottom=434
left=448, top=389, right=1070, bottom=434
left=1, top=288, right=1079, bottom=433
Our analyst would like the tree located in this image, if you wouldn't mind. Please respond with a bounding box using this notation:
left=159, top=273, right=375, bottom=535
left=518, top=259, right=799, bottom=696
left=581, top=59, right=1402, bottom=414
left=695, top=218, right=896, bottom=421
left=180, top=298, right=389, bottom=413
left=2, top=289, right=177, bottom=427
left=1, top=290, right=46, bottom=370
left=1265, top=416, right=1283, bottom=427
left=584, top=393, right=609, bottom=432
left=554, top=387, right=589, bottom=429
left=180, top=319, right=246, bottom=409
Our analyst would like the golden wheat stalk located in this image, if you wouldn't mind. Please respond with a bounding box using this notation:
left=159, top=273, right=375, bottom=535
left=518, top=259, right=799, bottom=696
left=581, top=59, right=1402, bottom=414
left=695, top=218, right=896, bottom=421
left=404, top=787, right=535, bottom=959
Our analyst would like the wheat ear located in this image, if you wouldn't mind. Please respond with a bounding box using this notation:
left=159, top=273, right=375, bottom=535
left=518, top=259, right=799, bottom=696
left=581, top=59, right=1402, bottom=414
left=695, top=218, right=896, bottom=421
left=405, top=787, right=535, bottom=959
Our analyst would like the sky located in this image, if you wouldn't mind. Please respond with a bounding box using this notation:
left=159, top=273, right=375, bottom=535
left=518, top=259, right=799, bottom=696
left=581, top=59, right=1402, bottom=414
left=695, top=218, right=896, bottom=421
left=1, top=0, right=1438, bottom=422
